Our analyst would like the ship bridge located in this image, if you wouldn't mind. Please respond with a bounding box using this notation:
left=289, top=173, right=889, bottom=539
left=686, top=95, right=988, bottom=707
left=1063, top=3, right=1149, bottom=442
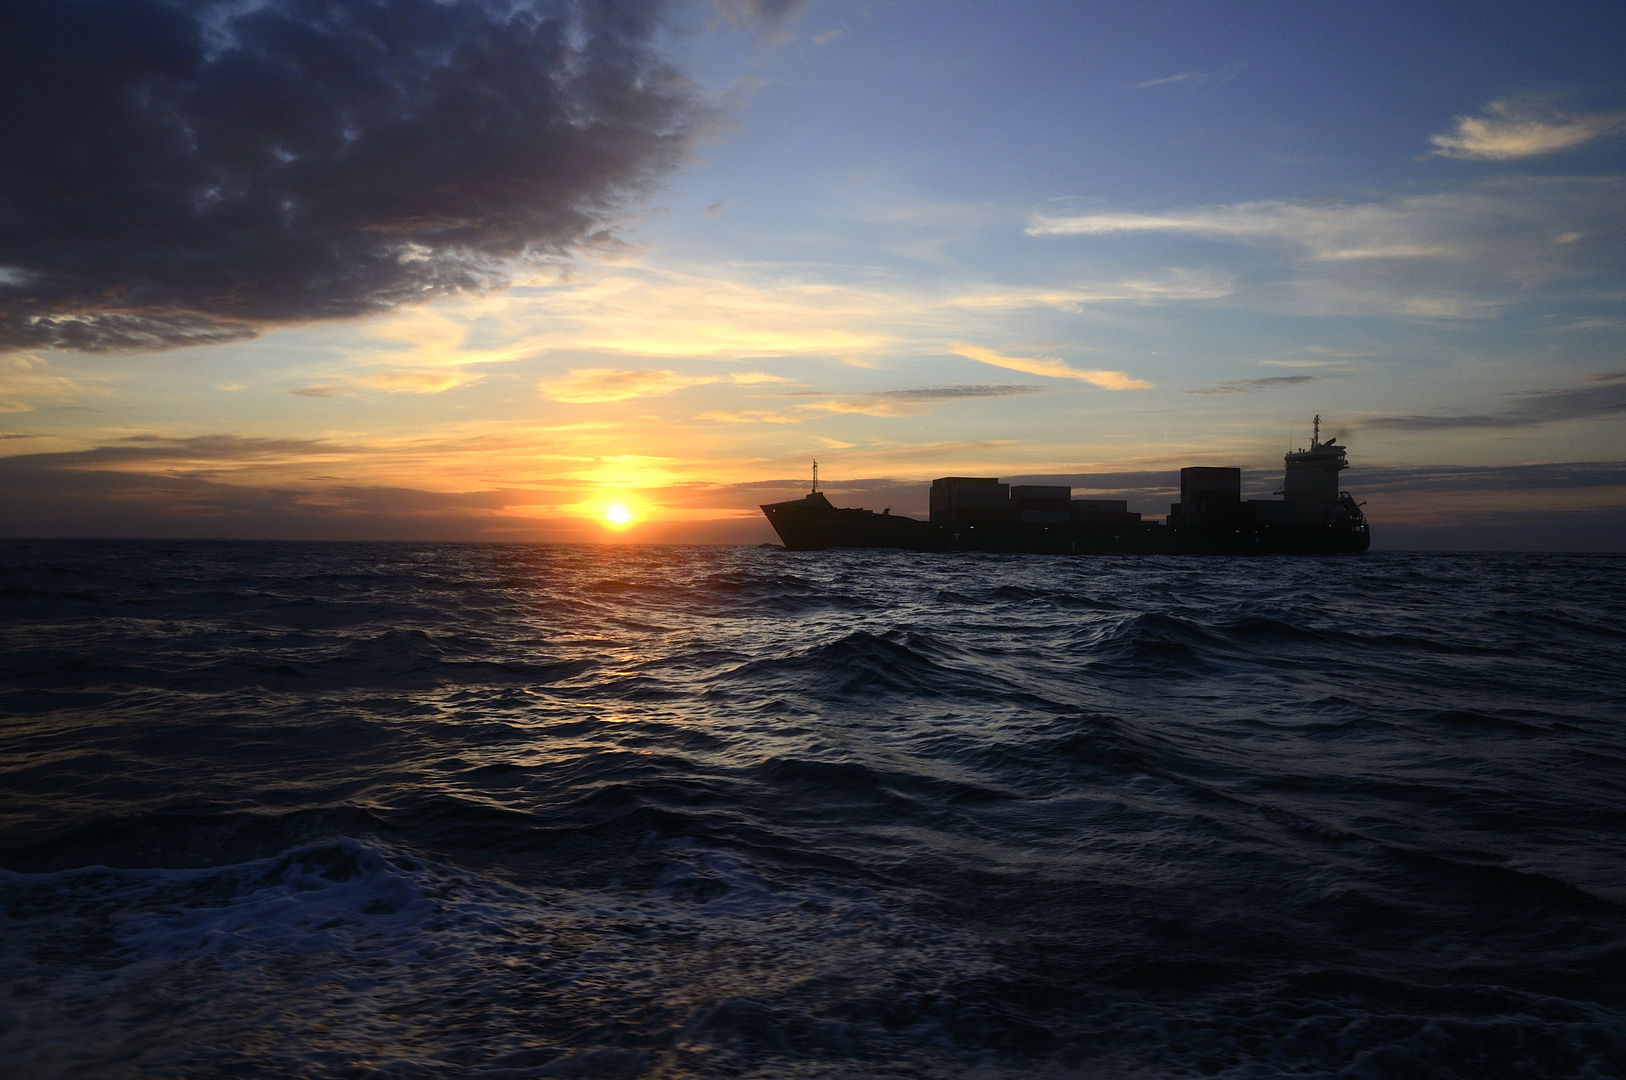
left=1282, top=415, right=1350, bottom=521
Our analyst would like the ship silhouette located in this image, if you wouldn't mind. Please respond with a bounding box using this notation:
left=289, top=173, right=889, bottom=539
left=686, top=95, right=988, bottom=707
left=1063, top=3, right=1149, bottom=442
left=761, top=416, right=1369, bottom=555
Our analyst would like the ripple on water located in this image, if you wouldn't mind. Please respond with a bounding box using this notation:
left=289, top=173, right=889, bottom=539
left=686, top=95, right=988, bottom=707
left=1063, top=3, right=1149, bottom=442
left=1, top=542, right=1624, bottom=1078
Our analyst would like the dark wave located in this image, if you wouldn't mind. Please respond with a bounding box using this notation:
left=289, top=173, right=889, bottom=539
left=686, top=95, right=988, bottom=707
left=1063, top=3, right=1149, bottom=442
left=712, top=629, right=1025, bottom=701
left=1, top=542, right=1624, bottom=1078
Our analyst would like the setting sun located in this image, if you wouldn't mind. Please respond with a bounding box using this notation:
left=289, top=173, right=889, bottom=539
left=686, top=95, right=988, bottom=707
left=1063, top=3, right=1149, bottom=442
left=604, top=504, right=632, bottom=526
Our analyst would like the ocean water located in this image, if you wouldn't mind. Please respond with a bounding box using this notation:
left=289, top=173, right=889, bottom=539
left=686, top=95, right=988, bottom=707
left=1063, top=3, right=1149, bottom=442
left=1, top=540, right=1623, bottom=1079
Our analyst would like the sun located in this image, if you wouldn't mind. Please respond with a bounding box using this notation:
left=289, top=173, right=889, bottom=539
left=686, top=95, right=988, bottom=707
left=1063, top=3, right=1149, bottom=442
left=604, top=503, right=633, bottom=527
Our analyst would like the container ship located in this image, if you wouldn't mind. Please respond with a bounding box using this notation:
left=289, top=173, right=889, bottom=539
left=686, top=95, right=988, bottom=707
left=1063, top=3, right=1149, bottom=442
left=761, top=416, right=1370, bottom=555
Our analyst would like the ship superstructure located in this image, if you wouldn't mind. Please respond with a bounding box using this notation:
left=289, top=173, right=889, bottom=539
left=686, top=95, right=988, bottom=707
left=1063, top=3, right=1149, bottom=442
left=1281, top=414, right=1365, bottom=525
left=760, top=417, right=1370, bottom=555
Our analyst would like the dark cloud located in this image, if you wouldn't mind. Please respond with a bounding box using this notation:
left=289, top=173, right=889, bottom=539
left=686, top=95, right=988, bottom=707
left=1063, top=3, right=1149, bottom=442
left=1350, top=460, right=1626, bottom=494
left=712, top=0, right=809, bottom=31
left=1190, top=374, right=1329, bottom=395
left=0, top=0, right=702, bottom=353
left=88, top=433, right=347, bottom=463
left=1358, top=372, right=1626, bottom=429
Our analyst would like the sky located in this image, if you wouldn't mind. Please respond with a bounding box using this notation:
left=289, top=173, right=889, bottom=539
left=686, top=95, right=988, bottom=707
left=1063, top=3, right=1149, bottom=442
left=2, top=0, right=1624, bottom=548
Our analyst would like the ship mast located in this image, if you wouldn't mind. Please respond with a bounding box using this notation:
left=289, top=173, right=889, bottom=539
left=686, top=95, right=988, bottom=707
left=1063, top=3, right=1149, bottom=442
left=1312, top=413, right=1321, bottom=448
left=811, top=459, right=819, bottom=494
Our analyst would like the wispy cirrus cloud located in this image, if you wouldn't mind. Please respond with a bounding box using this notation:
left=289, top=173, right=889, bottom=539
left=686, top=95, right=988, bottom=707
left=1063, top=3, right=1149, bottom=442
left=801, top=398, right=923, bottom=418
left=281, top=365, right=489, bottom=398
left=695, top=409, right=802, bottom=424
left=499, top=263, right=896, bottom=360
left=1429, top=99, right=1626, bottom=160
left=361, top=369, right=490, bottom=395
left=1133, top=71, right=1207, bottom=89
left=0, top=354, right=101, bottom=413
left=947, top=270, right=1233, bottom=308
left=325, top=252, right=1225, bottom=397
left=1026, top=177, right=1626, bottom=318
left=1027, top=200, right=1457, bottom=260
left=1554, top=316, right=1618, bottom=332
left=1025, top=179, right=1626, bottom=260
left=539, top=368, right=721, bottom=404
left=802, top=384, right=1043, bottom=417
left=874, top=384, right=1040, bottom=401
left=1190, top=374, right=1337, bottom=395
left=952, top=345, right=1151, bottom=390
left=700, top=384, right=1040, bottom=423
left=541, top=366, right=801, bottom=405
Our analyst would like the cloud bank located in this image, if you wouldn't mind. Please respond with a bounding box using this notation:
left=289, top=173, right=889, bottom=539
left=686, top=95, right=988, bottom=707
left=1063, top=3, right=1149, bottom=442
left=1357, top=372, right=1626, bottom=430
left=3, top=435, right=1623, bottom=549
left=0, top=0, right=702, bottom=354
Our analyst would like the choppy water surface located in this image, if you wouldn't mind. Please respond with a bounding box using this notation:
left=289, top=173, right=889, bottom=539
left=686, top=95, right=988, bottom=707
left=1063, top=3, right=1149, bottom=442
left=2, top=541, right=1623, bottom=1079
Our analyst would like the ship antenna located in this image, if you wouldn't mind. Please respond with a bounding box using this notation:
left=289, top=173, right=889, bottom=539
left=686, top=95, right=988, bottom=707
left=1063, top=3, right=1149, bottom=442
left=811, top=459, right=819, bottom=494
left=1312, top=413, right=1321, bottom=447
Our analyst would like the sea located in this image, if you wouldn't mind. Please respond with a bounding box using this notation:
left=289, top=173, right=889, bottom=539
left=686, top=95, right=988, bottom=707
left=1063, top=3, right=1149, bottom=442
left=2, top=540, right=1623, bottom=1079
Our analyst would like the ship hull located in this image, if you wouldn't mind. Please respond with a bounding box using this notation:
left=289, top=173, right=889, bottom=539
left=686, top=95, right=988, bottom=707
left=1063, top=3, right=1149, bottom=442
left=761, top=494, right=1369, bottom=555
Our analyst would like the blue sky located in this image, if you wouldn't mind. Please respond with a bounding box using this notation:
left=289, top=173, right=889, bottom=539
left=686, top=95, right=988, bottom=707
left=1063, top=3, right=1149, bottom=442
left=2, top=0, right=1623, bottom=545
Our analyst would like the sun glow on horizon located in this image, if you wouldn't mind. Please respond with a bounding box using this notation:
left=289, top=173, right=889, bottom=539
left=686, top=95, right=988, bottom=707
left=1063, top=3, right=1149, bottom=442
left=605, top=503, right=633, bottom=527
